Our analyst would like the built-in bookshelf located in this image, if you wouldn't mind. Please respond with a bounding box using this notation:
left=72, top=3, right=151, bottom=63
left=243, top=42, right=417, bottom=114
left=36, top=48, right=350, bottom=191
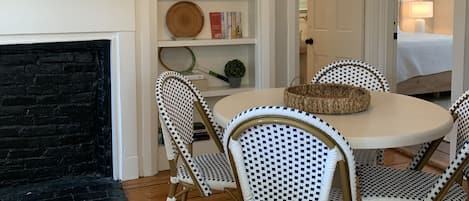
left=156, top=0, right=273, bottom=170
left=156, top=0, right=271, bottom=96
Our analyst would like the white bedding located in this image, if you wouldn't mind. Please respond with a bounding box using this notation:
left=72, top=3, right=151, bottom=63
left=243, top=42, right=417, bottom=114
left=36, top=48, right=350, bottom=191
left=397, top=32, right=453, bottom=82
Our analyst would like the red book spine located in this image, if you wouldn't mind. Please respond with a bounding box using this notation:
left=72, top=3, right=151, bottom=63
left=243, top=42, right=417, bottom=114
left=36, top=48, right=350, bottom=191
left=209, top=12, right=223, bottom=39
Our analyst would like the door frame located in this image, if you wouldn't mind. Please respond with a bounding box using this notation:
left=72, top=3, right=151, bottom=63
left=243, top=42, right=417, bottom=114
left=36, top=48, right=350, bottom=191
left=449, top=0, right=469, bottom=159
left=383, top=0, right=467, bottom=159
left=364, top=0, right=397, bottom=92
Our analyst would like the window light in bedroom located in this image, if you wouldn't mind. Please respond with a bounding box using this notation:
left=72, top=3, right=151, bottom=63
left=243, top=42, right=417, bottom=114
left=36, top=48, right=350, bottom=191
left=409, top=1, right=433, bottom=33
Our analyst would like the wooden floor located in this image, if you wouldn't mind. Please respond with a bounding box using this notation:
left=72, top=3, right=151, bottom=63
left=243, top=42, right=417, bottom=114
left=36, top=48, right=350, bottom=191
left=122, top=148, right=450, bottom=201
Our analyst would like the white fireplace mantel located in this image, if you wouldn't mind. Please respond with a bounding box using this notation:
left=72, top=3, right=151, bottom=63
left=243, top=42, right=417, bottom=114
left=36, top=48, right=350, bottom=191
left=0, top=0, right=140, bottom=181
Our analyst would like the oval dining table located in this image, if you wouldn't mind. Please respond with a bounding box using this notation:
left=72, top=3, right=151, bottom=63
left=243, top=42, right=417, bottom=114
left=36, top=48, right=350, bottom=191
left=212, top=88, right=453, bottom=149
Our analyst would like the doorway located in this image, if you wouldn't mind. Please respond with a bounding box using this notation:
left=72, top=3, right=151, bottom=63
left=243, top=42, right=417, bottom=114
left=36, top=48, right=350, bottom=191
left=298, top=0, right=365, bottom=84
left=395, top=0, right=454, bottom=109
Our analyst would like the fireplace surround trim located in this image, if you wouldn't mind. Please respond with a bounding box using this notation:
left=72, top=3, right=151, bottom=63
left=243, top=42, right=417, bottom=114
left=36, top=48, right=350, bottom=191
left=0, top=32, right=140, bottom=181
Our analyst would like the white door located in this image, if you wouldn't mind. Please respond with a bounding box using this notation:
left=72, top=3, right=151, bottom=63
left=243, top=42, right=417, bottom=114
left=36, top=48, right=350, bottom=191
left=305, top=0, right=365, bottom=81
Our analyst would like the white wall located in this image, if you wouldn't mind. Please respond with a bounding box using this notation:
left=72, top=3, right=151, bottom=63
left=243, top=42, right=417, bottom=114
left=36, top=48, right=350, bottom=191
left=274, top=0, right=299, bottom=87
left=275, top=0, right=288, bottom=87
left=0, top=0, right=135, bottom=34
left=434, top=0, right=454, bottom=35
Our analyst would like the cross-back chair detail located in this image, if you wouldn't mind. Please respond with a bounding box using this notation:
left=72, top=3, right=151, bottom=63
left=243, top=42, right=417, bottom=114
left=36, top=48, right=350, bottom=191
left=358, top=142, right=468, bottom=201
left=357, top=90, right=469, bottom=201
left=223, top=106, right=358, bottom=201
left=311, top=59, right=389, bottom=166
left=156, top=71, right=236, bottom=200
left=408, top=90, right=469, bottom=175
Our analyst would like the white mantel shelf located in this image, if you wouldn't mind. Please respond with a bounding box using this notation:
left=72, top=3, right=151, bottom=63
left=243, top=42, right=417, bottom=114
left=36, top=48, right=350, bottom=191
left=158, top=38, right=256, bottom=47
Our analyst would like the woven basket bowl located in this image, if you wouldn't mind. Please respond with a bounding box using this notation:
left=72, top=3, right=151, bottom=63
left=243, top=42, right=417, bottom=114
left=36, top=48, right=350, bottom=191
left=284, top=83, right=370, bottom=114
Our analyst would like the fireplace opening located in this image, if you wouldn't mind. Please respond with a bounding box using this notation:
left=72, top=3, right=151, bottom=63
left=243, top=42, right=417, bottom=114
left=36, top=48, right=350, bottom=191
left=0, top=40, right=126, bottom=200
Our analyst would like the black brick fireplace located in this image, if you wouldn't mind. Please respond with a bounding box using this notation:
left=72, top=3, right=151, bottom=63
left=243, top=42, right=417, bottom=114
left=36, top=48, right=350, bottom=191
left=0, top=40, right=126, bottom=200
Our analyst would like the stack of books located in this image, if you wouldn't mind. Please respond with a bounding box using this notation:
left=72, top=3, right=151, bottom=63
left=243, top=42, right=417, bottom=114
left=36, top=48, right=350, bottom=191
left=192, top=122, right=210, bottom=141
left=209, top=11, right=242, bottom=39
left=184, top=72, right=208, bottom=91
left=157, top=122, right=210, bottom=145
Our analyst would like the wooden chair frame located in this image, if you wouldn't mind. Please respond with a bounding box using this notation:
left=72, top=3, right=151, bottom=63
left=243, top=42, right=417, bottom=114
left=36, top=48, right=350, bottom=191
left=226, top=114, right=357, bottom=201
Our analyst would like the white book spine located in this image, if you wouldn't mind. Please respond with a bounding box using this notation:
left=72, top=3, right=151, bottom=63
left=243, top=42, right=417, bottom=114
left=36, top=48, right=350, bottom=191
left=223, top=12, right=228, bottom=39
left=227, top=12, right=232, bottom=39
left=220, top=12, right=225, bottom=39
left=184, top=74, right=205, bottom=80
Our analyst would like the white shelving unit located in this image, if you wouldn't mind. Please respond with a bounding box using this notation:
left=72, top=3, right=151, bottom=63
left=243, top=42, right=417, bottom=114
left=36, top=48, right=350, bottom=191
left=156, top=0, right=272, bottom=95
left=156, top=0, right=274, bottom=170
left=158, top=38, right=256, bottom=47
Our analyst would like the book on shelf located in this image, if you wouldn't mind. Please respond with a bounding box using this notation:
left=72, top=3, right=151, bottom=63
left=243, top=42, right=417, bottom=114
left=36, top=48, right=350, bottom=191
left=235, top=12, right=242, bottom=38
left=183, top=72, right=205, bottom=80
left=157, top=122, right=210, bottom=145
left=226, top=12, right=231, bottom=39
left=209, top=12, right=223, bottom=39
left=183, top=72, right=208, bottom=90
left=231, top=12, right=237, bottom=38
left=193, top=122, right=210, bottom=141
left=209, top=11, right=242, bottom=39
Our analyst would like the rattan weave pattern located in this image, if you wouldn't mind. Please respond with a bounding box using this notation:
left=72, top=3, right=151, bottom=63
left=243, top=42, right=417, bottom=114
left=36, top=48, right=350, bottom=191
left=284, top=83, right=370, bottom=114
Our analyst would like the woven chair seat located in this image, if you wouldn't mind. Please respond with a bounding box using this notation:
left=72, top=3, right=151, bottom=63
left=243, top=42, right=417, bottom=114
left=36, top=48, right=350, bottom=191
left=354, top=149, right=383, bottom=167
left=358, top=166, right=466, bottom=201
left=178, top=153, right=236, bottom=190
left=328, top=188, right=345, bottom=200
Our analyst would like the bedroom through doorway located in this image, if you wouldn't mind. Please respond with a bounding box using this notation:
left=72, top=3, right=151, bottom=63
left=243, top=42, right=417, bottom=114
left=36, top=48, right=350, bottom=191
left=396, top=0, right=454, bottom=109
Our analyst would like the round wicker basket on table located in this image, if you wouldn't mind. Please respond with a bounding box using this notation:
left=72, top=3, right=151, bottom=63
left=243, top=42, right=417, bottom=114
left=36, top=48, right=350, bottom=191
left=284, top=83, right=370, bottom=114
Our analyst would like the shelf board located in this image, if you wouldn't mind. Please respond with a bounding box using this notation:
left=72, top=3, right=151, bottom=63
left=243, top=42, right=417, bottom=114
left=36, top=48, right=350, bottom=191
left=201, top=86, right=255, bottom=97
left=158, top=38, right=256, bottom=47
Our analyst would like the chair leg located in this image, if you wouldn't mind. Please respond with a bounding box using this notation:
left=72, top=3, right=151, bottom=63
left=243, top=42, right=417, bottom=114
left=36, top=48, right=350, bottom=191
left=454, top=171, right=465, bottom=186
left=456, top=174, right=464, bottom=185
left=225, top=188, right=242, bottom=201
left=181, top=186, right=189, bottom=201
left=166, top=182, right=179, bottom=201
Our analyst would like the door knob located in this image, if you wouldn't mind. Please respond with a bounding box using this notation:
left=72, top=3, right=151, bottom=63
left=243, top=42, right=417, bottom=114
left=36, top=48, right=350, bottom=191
left=305, top=38, right=314, bottom=45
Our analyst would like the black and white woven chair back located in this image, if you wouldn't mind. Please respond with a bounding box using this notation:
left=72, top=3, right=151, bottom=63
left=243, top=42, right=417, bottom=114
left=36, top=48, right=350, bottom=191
left=311, top=60, right=389, bottom=166
left=407, top=90, right=469, bottom=171
left=224, top=106, right=357, bottom=201
left=449, top=90, right=469, bottom=153
left=422, top=89, right=469, bottom=200
left=424, top=141, right=469, bottom=200
left=155, top=71, right=219, bottom=196
left=311, top=59, right=390, bottom=92
left=448, top=90, right=469, bottom=177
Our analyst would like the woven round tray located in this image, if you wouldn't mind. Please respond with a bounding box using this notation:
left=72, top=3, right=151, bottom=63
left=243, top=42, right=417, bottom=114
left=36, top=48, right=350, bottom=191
left=284, top=84, right=370, bottom=114
left=166, top=1, right=204, bottom=38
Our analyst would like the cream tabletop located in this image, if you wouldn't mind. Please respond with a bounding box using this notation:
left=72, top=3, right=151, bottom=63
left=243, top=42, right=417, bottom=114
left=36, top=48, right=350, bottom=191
left=213, top=88, right=453, bottom=149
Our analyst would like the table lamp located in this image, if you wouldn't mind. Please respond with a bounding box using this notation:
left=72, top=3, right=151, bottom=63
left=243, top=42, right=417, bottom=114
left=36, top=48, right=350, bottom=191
left=409, top=1, right=433, bottom=33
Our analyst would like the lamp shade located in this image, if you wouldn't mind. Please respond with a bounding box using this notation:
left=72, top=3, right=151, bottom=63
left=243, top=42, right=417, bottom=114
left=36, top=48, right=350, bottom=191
left=409, top=1, right=433, bottom=18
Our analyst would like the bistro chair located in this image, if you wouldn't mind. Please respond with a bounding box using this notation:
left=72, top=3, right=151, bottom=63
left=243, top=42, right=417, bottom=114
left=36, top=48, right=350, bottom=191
left=407, top=90, right=469, bottom=178
left=357, top=144, right=468, bottom=200
left=311, top=59, right=390, bottom=166
left=156, top=71, right=237, bottom=201
left=357, top=91, right=469, bottom=201
left=223, top=106, right=358, bottom=201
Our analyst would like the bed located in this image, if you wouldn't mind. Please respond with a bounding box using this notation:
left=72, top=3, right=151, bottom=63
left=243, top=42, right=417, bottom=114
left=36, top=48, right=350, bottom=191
left=396, top=31, right=453, bottom=95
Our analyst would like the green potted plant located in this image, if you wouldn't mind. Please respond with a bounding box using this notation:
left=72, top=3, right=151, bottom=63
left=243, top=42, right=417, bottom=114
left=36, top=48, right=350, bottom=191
left=224, top=59, right=246, bottom=88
